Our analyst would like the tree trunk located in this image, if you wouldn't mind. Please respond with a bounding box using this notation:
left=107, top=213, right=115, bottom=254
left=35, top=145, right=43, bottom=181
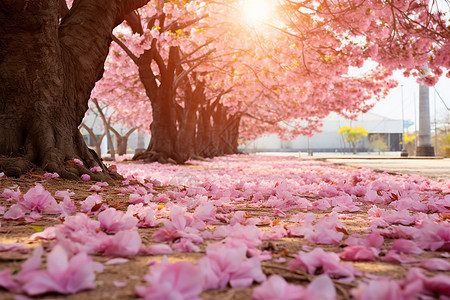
left=133, top=45, right=182, bottom=163
left=177, top=81, right=204, bottom=161
left=92, top=98, right=115, bottom=160
left=0, top=0, right=149, bottom=180
left=110, top=126, right=139, bottom=156
left=196, top=101, right=216, bottom=158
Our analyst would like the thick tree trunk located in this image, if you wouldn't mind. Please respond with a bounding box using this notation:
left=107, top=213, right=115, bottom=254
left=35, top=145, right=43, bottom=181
left=196, top=102, right=216, bottom=158
left=133, top=45, right=183, bottom=164
left=176, top=81, right=204, bottom=161
left=0, top=0, right=149, bottom=180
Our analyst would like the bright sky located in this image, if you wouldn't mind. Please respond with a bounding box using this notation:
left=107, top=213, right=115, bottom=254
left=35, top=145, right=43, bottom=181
left=368, top=73, right=450, bottom=132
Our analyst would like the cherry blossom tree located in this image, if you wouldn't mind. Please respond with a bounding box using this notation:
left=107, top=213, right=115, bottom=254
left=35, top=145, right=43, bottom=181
left=92, top=0, right=448, bottom=164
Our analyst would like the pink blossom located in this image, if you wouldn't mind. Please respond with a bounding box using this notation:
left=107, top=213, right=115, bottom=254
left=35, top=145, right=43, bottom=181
left=98, top=208, right=139, bottom=233
left=24, top=210, right=42, bottom=223
left=193, top=202, right=217, bottom=223
left=288, top=248, right=356, bottom=282
left=381, top=250, right=417, bottom=264
left=73, top=158, right=83, bottom=165
left=103, top=230, right=142, bottom=257
left=105, top=258, right=129, bottom=265
left=225, top=223, right=262, bottom=250
left=0, top=243, right=29, bottom=252
left=126, top=203, right=157, bottom=227
left=90, top=166, right=102, bottom=172
left=80, top=194, right=104, bottom=214
left=199, top=242, right=266, bottom=289
left=415, top=220, right=450, bottom=251
left=135, top=260, right=204, bottom=300
left=3, top=204, right=26, bottom=220
left=43, top=172, right=59, bottom=179
left=172, top=238, right=200, bottom=252
left=405, top=268, right=450, bottom=297
left=141, top=244, right=173, bottom=255
left=303, top=274, right=336, bottom=300
left=354, top=279, right=418, bottom=300
left=33, top=213, right=109, bottom=254
left=0, top=269, right=20, bottom=292
left=59, top=196, right=77, bottom=216
left=81, top=174, right=91, bottom=181
left=390, top=239, right=423, bottom=255
left=252, top=275, right=305, bottom=300
left=20, top=184, right=60, bottom=214
left=339, top=245, right=378, bottom=261
left=418, top=258, right=450, bottom=271
left=88, top=184, right=103, bottom=192
left=1, top=187, right=22, bottom=201
left=18, top=245, right=103, bottom=295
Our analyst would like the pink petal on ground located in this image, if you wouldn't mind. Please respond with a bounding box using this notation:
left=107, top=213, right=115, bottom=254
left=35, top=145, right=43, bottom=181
left=381, top=250, right=417, bottom=264
left=404, top=268, right=450, bottom=298
left=0, top=243, right=29, bottom=252
left=339, top=245, right=377, bottom=262
left=390, top=239, right=423, bottom=255
left=0, top=269, right=20, bottom=292
left=21, top=184, right=60, bottom=214
left=172, top=238, right=200, bottom=253
left=19, top=246, right=43, bottom=274
left=98, top=208, right=138, bottom=233
left=3, top=204, right=26, bottom=220
left=199, top=242, right=265, bottom=290
left=103, top=230, right=142, bottom=257
left=304, top=274, right=336, bottom=300
left=20, top=245, right=104, bottom=295
left=355, top=279, right=409, bottom=300
left=289, top=248, right=356, bottom=281
left=81, top=174, right=91, bottom=181
left=141, top=244, right=173, bottom=255
left=135, top=261, right=204, bottom=300
left=252, top=275, right=305, bottom=300
left=418, top=258, right=450, bottom=271
left=105, top=258, right=129, bottom=265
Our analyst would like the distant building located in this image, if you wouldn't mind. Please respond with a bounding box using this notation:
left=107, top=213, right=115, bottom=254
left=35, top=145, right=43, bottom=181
left=244, top=112, right=404, bottom=153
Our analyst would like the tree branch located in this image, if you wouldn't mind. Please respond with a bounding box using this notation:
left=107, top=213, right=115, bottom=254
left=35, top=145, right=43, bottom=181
left=112, top=34, right=139, bottom=64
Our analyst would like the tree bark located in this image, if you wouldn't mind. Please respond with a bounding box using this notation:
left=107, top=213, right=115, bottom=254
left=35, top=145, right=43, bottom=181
left=133, top=45, right=182, bottom=164
left=176, top=80, right=205, bottom=161
left=0, top=0, right=149, bottom=180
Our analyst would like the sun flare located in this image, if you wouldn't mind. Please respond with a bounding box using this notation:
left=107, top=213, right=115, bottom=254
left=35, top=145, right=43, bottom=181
left=241, top=0, right=276, bottom=25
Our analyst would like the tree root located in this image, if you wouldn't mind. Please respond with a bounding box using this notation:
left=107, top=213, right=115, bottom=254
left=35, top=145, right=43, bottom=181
left=133, top=150, right=184, bottom=164
left=0, top=151, right=120, bottom=185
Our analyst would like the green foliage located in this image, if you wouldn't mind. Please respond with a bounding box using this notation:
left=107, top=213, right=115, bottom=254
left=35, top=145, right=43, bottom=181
left=370, top=136, right=388, bottom=152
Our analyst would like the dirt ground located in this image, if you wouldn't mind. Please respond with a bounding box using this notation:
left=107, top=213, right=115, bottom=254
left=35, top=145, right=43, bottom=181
left=0, top=159, right=449, bottom=299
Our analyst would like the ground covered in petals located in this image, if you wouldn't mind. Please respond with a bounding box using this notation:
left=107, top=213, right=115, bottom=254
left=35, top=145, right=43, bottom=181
left=0, top=155, right=449, bottom=299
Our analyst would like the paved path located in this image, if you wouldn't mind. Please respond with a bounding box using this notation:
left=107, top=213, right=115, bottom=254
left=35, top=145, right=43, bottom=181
left=323, top=158, right=450, bottom=180
left=254, top=152, right=450, bottom=180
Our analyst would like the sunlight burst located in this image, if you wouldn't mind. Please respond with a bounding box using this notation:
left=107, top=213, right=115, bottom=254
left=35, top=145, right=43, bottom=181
left=241, top=0, right=276, bottom=25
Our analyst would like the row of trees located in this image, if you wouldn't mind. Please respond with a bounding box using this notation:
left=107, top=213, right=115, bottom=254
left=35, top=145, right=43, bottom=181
left=1, top=0, right=449, bottom=179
